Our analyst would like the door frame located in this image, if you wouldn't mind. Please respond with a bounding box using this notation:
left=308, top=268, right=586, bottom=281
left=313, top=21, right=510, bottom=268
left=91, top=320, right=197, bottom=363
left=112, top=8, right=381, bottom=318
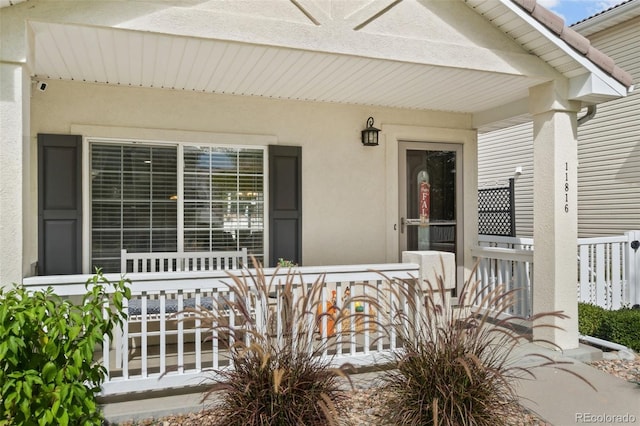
left=398, top=141, right=463, bottom=264
left=382, top=124, right=477, bottom=291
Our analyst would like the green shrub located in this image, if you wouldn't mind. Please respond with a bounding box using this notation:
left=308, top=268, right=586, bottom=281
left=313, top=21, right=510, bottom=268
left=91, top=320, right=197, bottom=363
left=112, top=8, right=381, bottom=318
left=377, top=262, right=589, bottom=426
left=577, top=303, right=607, bottom=337
left=578, top=303, right=640, bottom=352
left=600, top=308, right=640, bottom=352
left=0, top=271, right=130, bottom=425
left=192, top=258, right=367, bottom=426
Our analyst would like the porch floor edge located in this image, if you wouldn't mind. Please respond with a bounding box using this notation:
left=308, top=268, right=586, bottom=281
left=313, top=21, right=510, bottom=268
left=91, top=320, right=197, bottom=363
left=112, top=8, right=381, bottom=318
left=100, top=368, right=391, bottom=424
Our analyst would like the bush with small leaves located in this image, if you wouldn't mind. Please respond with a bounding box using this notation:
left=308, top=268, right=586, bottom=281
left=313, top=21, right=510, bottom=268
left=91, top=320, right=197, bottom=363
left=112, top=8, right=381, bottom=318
left=0, top=271, right=130, bottom=425
left=578, top=302, right=640, bottom=352
left=599, top=308, right=640, bottom=352
left=578, top=302, right=607, bottom=337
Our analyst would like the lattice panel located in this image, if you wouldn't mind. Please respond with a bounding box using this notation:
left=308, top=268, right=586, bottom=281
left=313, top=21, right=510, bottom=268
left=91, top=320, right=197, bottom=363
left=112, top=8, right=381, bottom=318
left=478, top=179, right=515, bottom=236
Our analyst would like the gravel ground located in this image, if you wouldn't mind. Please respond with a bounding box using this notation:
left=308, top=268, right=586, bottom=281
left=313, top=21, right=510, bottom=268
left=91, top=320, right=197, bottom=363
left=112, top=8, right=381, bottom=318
left=114, top=390, right=548, bottom=426
left=590, top=356, right=640, bottom=384
left=115, top=352, right=639, bottom=426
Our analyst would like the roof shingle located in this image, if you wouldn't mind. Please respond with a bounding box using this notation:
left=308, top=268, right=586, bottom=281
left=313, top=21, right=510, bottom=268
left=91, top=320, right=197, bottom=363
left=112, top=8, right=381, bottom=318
left=511, top=0, right=633, bottom=88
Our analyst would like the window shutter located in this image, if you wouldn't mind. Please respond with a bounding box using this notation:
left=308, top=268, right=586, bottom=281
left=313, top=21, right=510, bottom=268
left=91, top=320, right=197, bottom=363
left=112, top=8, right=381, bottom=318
left=38, top=134, right=82, bottom=275
left=268, top=145, right=302, bottom=266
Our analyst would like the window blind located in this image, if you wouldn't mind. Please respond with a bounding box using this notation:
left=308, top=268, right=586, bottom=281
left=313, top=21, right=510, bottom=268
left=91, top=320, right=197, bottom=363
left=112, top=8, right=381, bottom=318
left=91, top=144, right=177, bottom=272
left=183, top=146, right=264, bottom=262
left=90, top=142, right=265, bottom=272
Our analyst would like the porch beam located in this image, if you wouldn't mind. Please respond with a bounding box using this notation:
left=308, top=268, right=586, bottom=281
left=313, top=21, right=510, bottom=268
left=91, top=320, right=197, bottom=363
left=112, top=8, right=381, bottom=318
left=529, top=81, right=580, bottom=350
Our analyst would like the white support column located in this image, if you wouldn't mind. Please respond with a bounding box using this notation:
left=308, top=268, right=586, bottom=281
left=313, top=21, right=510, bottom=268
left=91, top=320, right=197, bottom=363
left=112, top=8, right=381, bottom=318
left=530, top=81, right=580, bottom=350
left=0, top=63, right=29, bottom=286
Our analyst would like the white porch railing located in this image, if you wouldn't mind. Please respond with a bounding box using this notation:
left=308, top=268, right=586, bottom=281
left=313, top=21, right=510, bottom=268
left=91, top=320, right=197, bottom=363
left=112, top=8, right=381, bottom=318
left=475, top=231, right=640, bottom=313
left=472, top=236, right=534, bottom=318
left=22, top=263, right=419, bottom=396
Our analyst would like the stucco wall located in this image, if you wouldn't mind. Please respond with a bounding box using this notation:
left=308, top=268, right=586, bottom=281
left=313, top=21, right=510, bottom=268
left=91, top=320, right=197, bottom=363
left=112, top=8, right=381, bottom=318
left=1, top=0, right=530, bottom=72
left=0, top=63, right=31, bottom=283
left=28, top=79, right=472, bottom=270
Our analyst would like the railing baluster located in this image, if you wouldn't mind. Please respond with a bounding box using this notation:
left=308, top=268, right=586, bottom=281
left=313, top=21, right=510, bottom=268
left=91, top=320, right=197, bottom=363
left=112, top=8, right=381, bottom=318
left=596, top=244, right=606, bottom=307
left=102, top=299, right=111, bottom=378
left=332, top=282, right=342, bottom=357
left=160, top=293, right=166, bottom=375
left=141, top=293, right=148, bottom=377
left=177, top=291, right=184, bottom=374
left=362, top=281, right=370, bottom=354
left=228, top=291, right=235, bottom=349
left=195, top=291, right=202, bottom=371
left=212, top=288, right=219, bottom=369
left=122, top=298, right=130, bottom=379
left=376, top=279, right=383, bottom=353
left=351, top=281, right=360, bottom=356
left=389, top=283, right=397, bottom=351
left=579, top=244, right=590, bottom=304
left=611, top=243, right=622, bottom=309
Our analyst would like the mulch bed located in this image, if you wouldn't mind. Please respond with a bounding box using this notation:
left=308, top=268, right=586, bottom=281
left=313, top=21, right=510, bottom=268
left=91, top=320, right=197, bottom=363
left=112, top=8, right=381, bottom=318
left=114, top=354, right=639, bottom=426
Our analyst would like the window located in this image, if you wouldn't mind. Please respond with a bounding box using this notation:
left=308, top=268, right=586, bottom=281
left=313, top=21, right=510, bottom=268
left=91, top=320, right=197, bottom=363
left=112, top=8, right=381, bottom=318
left=90, top=141, right=265, bottom=272
left=183, top=146, right=264, bottom=254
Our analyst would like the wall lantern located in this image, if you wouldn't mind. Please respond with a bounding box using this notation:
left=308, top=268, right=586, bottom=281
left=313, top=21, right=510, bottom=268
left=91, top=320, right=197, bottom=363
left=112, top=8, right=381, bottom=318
left=361, top=117, right=380, bottom=146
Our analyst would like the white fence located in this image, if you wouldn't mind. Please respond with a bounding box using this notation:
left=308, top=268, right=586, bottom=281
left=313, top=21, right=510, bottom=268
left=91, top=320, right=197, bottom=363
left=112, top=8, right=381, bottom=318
left=577, top=231, right=640, bottom=310
left=22, top=263, right=419, bottom=396
left=474, top=231, right=640, bottom=314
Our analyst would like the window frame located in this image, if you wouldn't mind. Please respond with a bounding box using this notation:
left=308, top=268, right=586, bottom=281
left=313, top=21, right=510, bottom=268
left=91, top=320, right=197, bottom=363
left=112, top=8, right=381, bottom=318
left=83, top=137, right=268, bottom=274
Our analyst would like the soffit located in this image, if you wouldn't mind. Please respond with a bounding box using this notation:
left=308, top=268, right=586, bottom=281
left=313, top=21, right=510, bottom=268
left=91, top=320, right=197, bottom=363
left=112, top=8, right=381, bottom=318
left=24, top=0, right=632, bottom=130
left=464, top=0, right=632, bottom=89
left=29, top=20, right=543, bottom=115
left=466, top=0, right=586, bottom=80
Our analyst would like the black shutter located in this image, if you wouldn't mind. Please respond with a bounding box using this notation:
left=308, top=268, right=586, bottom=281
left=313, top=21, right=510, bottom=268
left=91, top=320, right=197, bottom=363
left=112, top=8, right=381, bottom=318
left=38, top=134, right=82, bottom=275
left=268, top=145, right=302, bottom=266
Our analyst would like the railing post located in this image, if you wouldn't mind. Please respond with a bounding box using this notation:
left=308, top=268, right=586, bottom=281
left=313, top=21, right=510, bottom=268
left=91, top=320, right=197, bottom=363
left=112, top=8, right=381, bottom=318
left=626, top=230, right=640, bottom=307
left=401, top=250, right=455, bottom=306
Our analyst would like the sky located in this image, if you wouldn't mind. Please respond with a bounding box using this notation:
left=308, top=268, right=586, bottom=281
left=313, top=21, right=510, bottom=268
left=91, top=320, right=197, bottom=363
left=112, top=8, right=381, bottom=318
left=537, top=0, right=625, bottom=25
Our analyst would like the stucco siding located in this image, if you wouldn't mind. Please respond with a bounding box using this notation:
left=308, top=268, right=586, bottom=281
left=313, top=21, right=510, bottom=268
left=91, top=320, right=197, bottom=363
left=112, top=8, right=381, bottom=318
left=28, top=79, right=471, bottom=270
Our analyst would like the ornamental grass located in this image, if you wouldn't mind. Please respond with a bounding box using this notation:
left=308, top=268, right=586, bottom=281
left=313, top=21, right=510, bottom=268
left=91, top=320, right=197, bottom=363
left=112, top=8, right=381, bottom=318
left=185, top=257, right=379, bottom=426
left=376, top=259, right=593, bottom=426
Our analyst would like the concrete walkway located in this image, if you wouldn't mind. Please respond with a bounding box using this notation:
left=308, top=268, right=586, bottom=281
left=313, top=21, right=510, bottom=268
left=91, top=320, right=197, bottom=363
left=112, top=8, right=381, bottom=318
left=102, top=344, right=640, bottom=425
left=512, top=343, right=640, bottom=425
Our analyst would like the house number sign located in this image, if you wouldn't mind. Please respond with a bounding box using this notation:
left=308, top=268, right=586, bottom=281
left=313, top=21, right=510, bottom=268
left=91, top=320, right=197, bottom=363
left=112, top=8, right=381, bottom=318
left=564, top=162, right=569, bottom=213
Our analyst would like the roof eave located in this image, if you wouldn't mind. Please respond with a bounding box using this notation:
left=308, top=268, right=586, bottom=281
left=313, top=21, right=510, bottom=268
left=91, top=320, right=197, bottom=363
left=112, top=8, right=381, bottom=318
left=505, top=0, right=633, bottom=100
left=571, top=0, right=640, bottom=35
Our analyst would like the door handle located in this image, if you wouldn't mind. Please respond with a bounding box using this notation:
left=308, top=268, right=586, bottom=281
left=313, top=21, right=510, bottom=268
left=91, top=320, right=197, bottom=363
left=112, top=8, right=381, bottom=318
left=400, top=217, right=405, bottom=234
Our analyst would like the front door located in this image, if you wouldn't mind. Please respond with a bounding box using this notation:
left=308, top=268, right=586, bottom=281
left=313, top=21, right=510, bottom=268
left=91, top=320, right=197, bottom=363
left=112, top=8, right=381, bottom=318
left=399, top=142, right=462, bottom=261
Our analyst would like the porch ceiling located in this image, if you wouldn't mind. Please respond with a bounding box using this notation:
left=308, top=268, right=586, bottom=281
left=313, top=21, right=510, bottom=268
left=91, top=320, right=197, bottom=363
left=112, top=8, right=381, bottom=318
left=28, top=0, right=634, bottom=131
left=29, top=20, right=544, bottom=118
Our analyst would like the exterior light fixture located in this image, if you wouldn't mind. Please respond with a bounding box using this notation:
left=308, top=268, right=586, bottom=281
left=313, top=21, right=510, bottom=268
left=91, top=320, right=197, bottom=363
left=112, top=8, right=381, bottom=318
left=361, top=117, right=380, bottom=146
